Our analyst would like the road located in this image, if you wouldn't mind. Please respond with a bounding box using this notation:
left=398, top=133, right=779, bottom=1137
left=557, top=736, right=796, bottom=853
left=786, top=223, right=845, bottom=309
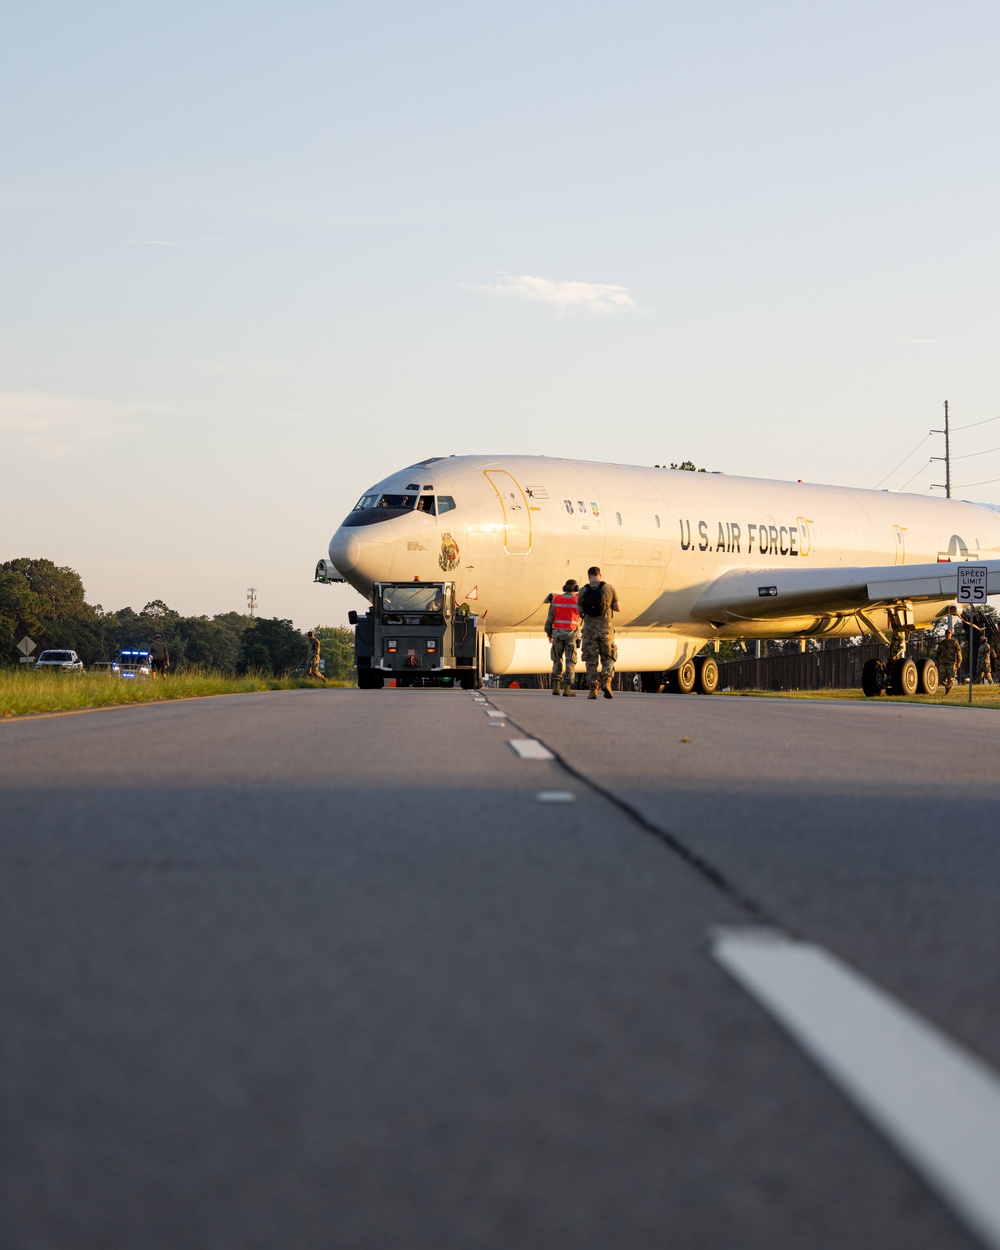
left=2, top=687, right=999, bottom=1250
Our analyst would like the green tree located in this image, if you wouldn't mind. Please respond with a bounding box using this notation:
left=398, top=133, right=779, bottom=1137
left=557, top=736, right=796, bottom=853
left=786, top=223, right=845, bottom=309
left=239, top=617, right=305, bottom=675
left=0, top=558, right=102, bottom=665
left=314, top=625, right=355, bottom=680
left=179, top=616, right=243, bottom=671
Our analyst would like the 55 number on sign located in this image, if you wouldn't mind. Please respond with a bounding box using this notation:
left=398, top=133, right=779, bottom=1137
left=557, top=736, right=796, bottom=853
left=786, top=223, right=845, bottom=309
left=956, top=566, right=989, bottom=705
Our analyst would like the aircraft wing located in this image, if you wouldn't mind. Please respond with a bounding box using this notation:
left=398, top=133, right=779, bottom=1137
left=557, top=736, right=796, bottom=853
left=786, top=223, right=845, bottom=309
left=689, top=559, right=1000, bottom=625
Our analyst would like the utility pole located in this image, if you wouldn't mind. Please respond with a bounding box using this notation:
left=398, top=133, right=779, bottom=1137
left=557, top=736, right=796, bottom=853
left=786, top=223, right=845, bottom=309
left=247, top=587, right=258, bottom=619
left=931, top=400, right=952, bottom=497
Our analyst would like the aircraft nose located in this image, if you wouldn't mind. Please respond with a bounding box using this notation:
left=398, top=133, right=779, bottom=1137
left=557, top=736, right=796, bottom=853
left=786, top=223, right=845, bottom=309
left=329, top=527, right=361, bottom=573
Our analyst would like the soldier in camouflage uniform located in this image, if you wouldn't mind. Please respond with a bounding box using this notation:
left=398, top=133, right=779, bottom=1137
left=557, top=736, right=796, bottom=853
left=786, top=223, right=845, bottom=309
left=935, top=629, right=962, bottom=694
left=976, top=639, right=994, bottom=684
left=306, top=630, right=327, bottom=682
left=577, top=565, right=620, bottom=700
left=545, top=578, right=580, bottom=696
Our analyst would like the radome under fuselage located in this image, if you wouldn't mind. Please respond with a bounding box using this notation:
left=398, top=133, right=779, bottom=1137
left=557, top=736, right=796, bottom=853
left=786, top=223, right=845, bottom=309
left=328, top=455, right=1000, bottom=674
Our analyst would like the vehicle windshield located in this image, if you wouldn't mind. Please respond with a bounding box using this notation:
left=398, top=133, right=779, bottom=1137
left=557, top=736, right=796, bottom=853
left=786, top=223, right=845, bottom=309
left=39, top=651, right=73, bottom=661
left=380, top=585, right=444, bottom=613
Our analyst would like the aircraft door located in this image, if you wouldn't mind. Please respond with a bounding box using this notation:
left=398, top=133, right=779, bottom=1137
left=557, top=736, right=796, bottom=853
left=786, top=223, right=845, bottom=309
left=484, top=470, right=532, bottom=554
left=893, top=524, right=906, bottom=565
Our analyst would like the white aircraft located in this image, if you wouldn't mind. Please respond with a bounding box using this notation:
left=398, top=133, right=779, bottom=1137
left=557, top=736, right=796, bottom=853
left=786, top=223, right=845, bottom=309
left=317, top=455, right=1000, bottom=692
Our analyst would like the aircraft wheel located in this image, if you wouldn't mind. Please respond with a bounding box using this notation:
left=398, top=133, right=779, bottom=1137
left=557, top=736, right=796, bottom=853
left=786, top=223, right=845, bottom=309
left=357, top=669, right=384, bottom=690
left=666, top=659, right=697, bottom=694
left=459, top=669, right=480, bottom=689
left=640, top=671, right=663, bottom=693
left=889, top=657, right=918, bottom=697
left=917, top=658, right=939, bottom=695
left=861, top=658, right=887, bottom=697
left=694, top=655, right=719, bottom=695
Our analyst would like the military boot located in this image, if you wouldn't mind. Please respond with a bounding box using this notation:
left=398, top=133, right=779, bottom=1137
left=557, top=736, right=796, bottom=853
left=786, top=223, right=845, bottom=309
left=563, top=682, right=576, bottom=697
left=602, top=678, right=613, bottom=700
left=588, top=683, right=599, bottom=700
left=551, top=680, right=561, bottom=696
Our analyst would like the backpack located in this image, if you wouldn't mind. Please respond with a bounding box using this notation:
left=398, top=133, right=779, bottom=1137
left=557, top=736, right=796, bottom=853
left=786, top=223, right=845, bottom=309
left=579, top=582, right=605, bottom=618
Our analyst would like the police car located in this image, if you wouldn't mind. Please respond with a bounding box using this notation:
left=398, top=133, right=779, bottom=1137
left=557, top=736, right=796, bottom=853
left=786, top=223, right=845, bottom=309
left=117, top=649, right=152, bottom=679
left=34, top=649, right=85, bottom=673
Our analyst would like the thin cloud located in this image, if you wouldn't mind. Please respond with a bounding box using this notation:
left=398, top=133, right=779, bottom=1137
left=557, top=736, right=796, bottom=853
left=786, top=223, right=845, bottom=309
left=461, top=273, right=637, bottom=315
left=0, top=393, right=127, bottom=458
left=130, top=239, right=180, bottom=246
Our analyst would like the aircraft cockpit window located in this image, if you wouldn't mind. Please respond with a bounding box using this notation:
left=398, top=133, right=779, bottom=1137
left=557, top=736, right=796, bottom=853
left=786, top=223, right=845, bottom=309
left=616, top=512, right=622, bottom=526
left=354, top=493, right=379, bottom=510
left=438, top=495, right=456, bottom=514
left=654, top=515, right=661, bottom=528
left=377, top=493, right=416, bottom=509
left=416, top=495, right=436, bottom=514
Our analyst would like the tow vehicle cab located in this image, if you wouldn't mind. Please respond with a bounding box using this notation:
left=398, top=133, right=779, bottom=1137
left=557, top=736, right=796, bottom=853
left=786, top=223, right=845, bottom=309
left=349, top=581, right=481, bottom=689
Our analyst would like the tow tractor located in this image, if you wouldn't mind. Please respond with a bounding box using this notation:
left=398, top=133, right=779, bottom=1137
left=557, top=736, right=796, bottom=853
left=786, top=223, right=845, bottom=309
left=346, top=581, right=482, bottom=689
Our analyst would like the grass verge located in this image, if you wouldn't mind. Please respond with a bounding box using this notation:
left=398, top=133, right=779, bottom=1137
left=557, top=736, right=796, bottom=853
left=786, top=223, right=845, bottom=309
left=0, top=669, right=352, bottom=718
left=722, top=685, right=1000, bottom=709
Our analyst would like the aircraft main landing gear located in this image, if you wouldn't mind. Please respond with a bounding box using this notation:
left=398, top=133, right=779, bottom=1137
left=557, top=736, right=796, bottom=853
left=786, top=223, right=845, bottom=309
left=888, top=657, right=919, bottom=697
left=663, top=656, right=719, bottom=694
left=917, top=658, right=939, bottom=694
left=861, top=658, right=888, bottom=697
left=694, top=655, right=719, bottom=694
left=862, top=655, right=938, bottom=697
left=665, top=660, right=697, bottom=693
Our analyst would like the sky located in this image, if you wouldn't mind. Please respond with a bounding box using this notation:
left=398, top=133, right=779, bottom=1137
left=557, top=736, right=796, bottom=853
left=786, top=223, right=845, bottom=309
left=3, top=1, right=1000, bottom=628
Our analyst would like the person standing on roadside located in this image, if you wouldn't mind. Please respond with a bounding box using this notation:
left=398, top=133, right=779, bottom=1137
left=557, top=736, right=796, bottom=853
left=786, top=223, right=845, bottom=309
left=578, top=566, right=620, bottom=700
left=149, top=634, right=170, bottom=679
left=545, top=578, right=580, bottom=696
left=306, top=630, right=327, bottom=682
left=976, top=639, right=994, bottom=684
left=935, top=628, right=962, bottom=695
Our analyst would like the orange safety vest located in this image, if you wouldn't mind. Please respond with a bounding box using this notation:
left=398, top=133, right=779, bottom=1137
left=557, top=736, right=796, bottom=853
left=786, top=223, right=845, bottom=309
left=552, top=592, right=579, bottom=631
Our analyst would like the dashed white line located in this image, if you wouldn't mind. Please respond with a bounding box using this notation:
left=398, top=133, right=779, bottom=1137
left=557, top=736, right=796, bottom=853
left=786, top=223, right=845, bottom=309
left=536, top=790, right=575, bottom=802
left=712, top=926, right=1000, bottom=1250
left=486, top=709, right=506, bottom=718
left=508, top=739, right=555, bottom=761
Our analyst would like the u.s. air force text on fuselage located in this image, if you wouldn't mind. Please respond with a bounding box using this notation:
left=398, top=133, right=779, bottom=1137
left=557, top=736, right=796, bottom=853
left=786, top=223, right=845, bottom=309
left=320, top=455, right=1000, bottom=675
left=678, top=518, right=814, bottom=557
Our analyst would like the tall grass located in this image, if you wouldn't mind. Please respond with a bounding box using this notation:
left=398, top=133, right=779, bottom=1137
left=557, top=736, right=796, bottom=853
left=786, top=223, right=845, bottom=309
left=0, top=668, right=352, bottom=717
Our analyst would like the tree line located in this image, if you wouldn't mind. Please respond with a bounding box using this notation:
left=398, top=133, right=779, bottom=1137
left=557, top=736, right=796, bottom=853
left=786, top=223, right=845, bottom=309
left=0, top=558, right=354, bottom=679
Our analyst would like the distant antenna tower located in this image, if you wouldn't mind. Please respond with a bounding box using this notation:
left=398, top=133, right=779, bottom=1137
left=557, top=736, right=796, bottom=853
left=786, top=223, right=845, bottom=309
left=931, top=399, right=952, bottom=498
left=247, top=587, right=258, bottom=618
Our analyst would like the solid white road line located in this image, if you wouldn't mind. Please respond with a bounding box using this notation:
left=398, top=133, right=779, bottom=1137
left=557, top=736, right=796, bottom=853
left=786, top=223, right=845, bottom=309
left=712, top=927, right=1000, bottom=1250
left=508, top=739, right=555, bottom=761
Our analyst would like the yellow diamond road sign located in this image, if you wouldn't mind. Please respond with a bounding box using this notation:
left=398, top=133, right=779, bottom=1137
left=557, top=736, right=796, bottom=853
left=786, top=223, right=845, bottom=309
left=17, top=636, right=36, bottom=656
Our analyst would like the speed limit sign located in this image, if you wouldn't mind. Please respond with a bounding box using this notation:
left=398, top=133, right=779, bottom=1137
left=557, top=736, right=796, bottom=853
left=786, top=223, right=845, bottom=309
left=957, top=565, right=988, bottom=604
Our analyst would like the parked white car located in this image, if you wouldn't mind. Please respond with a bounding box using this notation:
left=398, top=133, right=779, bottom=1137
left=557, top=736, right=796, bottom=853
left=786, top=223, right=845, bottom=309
left=34, top=649, right=85, bottom=673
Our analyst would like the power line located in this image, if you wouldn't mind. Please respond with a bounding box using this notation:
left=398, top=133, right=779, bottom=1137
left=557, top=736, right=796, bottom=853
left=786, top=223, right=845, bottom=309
left=951, top=443, right=1000, bottom=460
left=872, top=434, right=931, bottom=489
left=856, top=415, right=941, bottom=487
left=952, top=412, right=1000, bottom=432
left=953, top=476, right=1000, bottom=489
left=897, top=459, right=933, bottom=492
left=953, top=383, right=1000, bottom=404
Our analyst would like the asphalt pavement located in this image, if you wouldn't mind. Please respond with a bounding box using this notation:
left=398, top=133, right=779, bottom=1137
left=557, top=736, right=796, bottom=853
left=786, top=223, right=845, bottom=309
left=2, top=686, right=997, bottom=1250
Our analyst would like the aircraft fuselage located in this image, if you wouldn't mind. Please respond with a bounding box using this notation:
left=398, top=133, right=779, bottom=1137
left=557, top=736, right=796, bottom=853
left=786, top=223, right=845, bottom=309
left=328, top=456, right=1000, bottom=673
